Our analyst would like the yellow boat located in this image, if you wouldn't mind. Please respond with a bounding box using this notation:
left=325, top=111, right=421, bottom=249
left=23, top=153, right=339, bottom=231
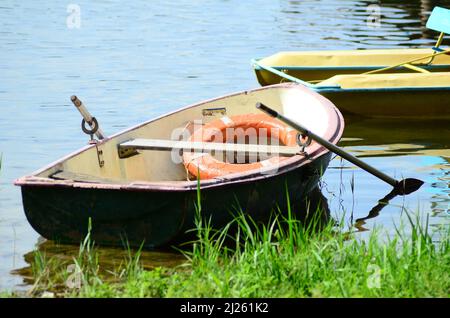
left=252, top=6, right=450, bottom=119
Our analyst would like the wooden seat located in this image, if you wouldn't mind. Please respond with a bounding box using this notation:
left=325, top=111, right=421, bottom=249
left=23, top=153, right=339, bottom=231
left=117, top=138, right=301, bottom=159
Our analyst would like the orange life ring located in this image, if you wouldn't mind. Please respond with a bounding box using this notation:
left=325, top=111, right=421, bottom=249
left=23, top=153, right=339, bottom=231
left=182, top=113, right=300, bottom=179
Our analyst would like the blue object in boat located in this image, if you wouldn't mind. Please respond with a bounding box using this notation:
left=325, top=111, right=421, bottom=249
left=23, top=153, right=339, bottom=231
left=426, top=6, right=450, bottom=34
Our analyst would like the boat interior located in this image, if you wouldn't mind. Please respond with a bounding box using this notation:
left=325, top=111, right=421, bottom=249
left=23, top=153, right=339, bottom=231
left=29, top=85, right=337, bottom=184
left=318, top=72, right=450, bottom=89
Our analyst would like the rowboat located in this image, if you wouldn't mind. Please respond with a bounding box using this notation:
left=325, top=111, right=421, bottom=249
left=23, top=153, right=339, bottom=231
left=252, top=6, right=450, bottom=119
left=15, top=83, right=344, bottom=248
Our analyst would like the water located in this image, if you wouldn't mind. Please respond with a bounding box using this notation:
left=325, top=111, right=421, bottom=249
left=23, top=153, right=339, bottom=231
left=1, top=0, right=449, bottom=291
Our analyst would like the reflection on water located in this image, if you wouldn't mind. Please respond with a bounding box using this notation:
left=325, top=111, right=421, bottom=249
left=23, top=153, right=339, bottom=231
left=281, top=0, right=450, bottom=48
left=354, top=188, right=400, bottom=232
left=1, top=0, right=449, bottom=290
left=325, top=117, right=449, bottom=238
left=12, top=239, right=186, bottom=290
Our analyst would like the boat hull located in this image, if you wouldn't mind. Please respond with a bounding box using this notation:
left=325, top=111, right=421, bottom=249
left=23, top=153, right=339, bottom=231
left=21, top=152, right=331, bottom=248
left=319, top=87, right=450, bottom=119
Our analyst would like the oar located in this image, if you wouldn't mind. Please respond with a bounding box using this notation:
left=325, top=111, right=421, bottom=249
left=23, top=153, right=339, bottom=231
left=256, top=103, right=424, bottom=195
left=362, top=48, right=450, bottom=75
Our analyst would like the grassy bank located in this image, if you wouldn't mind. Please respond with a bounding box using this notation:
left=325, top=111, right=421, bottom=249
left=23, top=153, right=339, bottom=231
left=19, top=189, right=450, bottom=298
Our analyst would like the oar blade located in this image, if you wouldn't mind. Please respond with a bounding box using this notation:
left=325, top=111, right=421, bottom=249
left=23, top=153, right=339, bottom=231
left=394, top=178, right=424, bottom=195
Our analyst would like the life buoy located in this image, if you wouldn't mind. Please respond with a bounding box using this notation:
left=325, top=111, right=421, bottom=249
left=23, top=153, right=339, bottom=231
left=182, top=114, right=301, bottom=179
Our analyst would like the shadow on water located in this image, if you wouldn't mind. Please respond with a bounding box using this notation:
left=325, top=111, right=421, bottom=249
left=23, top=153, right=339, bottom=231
left=342, top=116, right=450, bottom=150
left=354, top=188, right=400, bottom=232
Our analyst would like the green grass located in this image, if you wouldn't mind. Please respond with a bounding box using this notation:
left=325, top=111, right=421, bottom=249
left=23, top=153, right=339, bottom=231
left=0, top=291, right=15, bottom=298
left=169, top=217, right=449, bottom=297
left=18, top=185, right=450, bottom=298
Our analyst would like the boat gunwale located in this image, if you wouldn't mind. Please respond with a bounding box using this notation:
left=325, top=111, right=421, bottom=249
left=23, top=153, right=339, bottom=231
left=251, top=47, right=450, bottom=69
left=14, top=83, right=344, bottom=192
left=254, top=63, right=450, bottom=71
left=315, top=85, right=450, bottom=93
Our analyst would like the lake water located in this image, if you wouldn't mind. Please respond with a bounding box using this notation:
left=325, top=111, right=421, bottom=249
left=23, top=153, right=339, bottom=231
left=0, top=0, right=449, bottom=291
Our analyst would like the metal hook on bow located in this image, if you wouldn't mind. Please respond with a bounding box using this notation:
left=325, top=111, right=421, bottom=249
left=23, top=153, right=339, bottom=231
left=71, top=95, right=105, bottom=141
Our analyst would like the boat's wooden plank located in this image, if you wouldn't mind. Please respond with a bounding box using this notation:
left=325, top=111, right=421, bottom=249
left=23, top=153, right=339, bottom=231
left=51, top=171, right=127, bottom=184
left=318, top=72, right=450, bottom=89
left=119, top=138, right=301, bottom=156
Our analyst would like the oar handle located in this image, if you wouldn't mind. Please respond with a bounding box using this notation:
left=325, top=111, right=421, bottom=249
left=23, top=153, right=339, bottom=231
left=256, top=102, right=398, bottom=187
left=71, top=95, right=105, bottom=140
